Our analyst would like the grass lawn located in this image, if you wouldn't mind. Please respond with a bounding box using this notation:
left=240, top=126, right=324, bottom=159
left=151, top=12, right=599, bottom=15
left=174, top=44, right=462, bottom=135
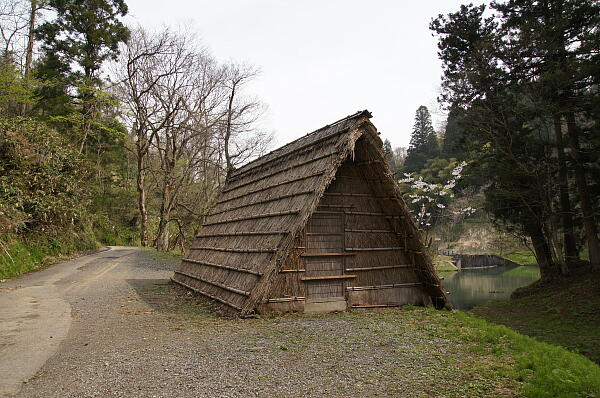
left=502, top=265, right=541, bottom=278
left=472, top=271, right=600, bottom=366
left=496, top=251, right=538, bottom=265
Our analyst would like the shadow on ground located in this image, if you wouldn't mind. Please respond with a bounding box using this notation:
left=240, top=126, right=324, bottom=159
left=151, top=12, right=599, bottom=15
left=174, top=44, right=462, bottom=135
left=126, top=279, right=233, bottom=320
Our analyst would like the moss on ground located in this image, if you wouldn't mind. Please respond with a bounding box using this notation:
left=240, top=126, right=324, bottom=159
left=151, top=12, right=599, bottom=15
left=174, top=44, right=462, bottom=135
left=472, top=271, right=600, bottom=366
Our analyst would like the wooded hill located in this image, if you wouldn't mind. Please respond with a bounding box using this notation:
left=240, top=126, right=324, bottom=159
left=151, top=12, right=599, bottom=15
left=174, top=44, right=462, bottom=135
left=0, top=0, right=268, bottom=278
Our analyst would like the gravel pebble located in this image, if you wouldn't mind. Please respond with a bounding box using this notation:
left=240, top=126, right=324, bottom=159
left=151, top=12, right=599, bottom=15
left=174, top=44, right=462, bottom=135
left=15, top=248, right=517, bottom=397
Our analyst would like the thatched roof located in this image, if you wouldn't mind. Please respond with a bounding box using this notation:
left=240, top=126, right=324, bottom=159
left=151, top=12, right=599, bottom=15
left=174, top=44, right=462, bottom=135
left=173, top=110, right=449, bottom=315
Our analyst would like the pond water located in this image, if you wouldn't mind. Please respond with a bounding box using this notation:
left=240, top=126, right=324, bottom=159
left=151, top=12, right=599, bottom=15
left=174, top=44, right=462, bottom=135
left=440, top=265, right=540, bottom=310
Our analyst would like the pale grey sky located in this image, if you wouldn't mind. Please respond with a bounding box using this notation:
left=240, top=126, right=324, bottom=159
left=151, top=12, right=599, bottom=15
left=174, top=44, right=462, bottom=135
left=124, top=0, right=471, bottom=149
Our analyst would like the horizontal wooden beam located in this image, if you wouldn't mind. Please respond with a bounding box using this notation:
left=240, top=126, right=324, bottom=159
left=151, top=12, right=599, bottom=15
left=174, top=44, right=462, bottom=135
left=301, top=252, right=355, bottom=257
left=354, top=160, right=382, bottom=165
left=170, top=277, right=242, bottom=311
left=181, top=258, right=263, bottom=276
left=222, top=151, right=338, bottom=193
left=305, top=232, right=343, bottom=236
left=228, top=128, right=348, bottom=180
left=266, top=296, right=306, bottom=303
left=323, top=192, right=397, bottom=199
left=203, top=210, right=300, bottom=226
left=301, top=275, right=357, bottom=281
left=174, top=270, right=251, bottom=297
left=345, top=264, right=413, bottom=272
left=345, top=211, right=405, bottom=218
left=347, top=282, right=422, bottom=291
left=345, top=229, right=393, bottom=233
left=189, top=246, right=276, bottom=254
left=279, top=269, right=306, bottom=273
left=208, top=191, right=313, bottom=217
left=196, top=231, right=290, bottom=238
left=216, top=171, right=325, bottom=205
left=351, top=304, right=400, bottom=309
left=335, top=175, right=397, bottom=182
left=345, top=229, right=414, bottom=238
left=345, top=247, right=405, bottom=252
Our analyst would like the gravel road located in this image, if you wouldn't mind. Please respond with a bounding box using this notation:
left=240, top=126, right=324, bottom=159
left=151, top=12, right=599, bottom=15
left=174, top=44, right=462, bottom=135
left=1, top=247, right=516, bottom=397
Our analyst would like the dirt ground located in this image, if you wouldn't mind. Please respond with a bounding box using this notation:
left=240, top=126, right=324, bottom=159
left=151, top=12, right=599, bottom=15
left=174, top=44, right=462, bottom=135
left=1, top=247, right=519, bottom=397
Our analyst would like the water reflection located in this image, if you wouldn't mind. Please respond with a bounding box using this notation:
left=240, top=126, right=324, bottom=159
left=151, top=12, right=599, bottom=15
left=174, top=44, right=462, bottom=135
left=441, top=265, right=540, bottom=310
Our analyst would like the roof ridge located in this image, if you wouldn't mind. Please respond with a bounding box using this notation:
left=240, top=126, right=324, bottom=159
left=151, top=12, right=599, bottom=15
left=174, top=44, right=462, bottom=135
left=229, top=110, right=371, bottom=178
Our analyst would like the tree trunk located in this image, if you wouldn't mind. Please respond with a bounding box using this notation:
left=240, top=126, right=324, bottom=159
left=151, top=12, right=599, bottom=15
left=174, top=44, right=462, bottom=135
left=24, top=0, right=36, bottom=77
left=224, top=84, right=235, bottom=178
left=154, top=182, right=171, bottom=251
left=154, top=217, right=170, bottom=251
left=20, top=0, right=37, bottom=115
left=565, top=112, right=600, bottom=270
left=528, top=222, right=559, bottom=281
left=136, top=144, right=149, bottom=247
left=553, top=114, right=578, bottom=271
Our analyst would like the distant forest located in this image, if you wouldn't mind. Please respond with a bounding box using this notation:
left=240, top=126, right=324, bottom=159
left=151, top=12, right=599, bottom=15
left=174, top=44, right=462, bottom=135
left=0, top=0, right=598, bottom=282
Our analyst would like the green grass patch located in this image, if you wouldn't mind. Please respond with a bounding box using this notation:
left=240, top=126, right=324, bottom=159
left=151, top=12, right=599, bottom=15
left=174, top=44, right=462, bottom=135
left=453, top=311, right=600, bottom=397
left=340, top=308, right=600, bottom=397
left=497, top=250, right=538, bottom=265
left=433, top=254, right=458, bottom=271
left=141, top=247, right=183, bottom=264
left=473, top=271, right=600, bottom=365
left=160, top=277, right=600, bottom=398
left=503, top=265, right=541, bottom=278
left=0, top=229, right=101, bottom=279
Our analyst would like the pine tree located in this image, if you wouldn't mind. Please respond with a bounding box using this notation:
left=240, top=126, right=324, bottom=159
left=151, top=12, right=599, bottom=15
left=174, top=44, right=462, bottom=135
left=36, top=0, right=129, bottom=84
left=430, top=0, right=600, bottom=277
left=404, top=106, right=438, bottom=173
left=442, top=105, right=465, bottom=159
left=35, top=0, right=130, bottom=153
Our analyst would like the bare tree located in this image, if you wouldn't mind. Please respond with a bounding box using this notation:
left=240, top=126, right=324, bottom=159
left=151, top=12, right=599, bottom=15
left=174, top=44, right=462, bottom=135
left=116, top=26, right=271, bottom=251
left=150, top=45, right=225, bottom=251
left=221, top=63, right=266, bottom=176
left=115, top=27, right=187, bottom=246
left=0, top=0, right=28, bottom=63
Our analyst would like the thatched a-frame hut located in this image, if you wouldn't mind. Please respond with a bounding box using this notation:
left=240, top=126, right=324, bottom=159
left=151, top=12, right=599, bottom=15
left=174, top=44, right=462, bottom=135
left=172, top=110, right=449, bottom=315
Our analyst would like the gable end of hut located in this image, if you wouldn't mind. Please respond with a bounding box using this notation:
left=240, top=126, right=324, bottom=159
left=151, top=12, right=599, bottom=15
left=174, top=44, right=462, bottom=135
left=172, top=110, right=449, bottom=315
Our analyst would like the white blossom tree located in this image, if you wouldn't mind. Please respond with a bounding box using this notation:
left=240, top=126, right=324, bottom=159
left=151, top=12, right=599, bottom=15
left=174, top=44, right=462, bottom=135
left=399, top=161, right=475, bottom=231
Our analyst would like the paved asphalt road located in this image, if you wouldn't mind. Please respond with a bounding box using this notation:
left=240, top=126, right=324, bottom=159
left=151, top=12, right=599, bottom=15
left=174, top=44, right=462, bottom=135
left=0, top=247, right=173, bottom=397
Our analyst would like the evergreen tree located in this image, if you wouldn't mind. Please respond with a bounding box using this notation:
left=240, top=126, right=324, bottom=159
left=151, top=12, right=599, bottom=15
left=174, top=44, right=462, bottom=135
left=35, top=0, right=130, bottom=152
left=442, top=105, right=466, bottom=159
left=431, top=0, right=600, bottom=277
left=36, top=0, right=129, bottom=84
left=404, top=105, right=438, bottom=173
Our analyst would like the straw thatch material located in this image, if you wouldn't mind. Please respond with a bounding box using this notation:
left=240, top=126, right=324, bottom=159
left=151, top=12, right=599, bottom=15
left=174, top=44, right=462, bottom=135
left=172, top=110, right=450, bottom=315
